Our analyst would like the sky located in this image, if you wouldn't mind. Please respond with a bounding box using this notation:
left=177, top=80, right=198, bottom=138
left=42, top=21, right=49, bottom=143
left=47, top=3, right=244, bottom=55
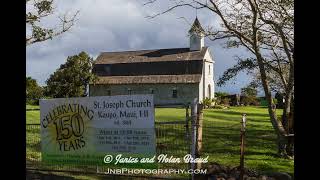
left=26, top=0, right=255, bottom=95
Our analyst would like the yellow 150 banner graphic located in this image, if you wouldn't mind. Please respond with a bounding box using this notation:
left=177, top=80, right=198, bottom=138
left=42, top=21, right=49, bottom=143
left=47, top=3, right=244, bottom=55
left=40, top=95, right=155, bottom=165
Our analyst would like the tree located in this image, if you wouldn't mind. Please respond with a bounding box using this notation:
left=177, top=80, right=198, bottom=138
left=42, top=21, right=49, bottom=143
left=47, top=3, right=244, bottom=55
left=214, top=92, right=229, bottom=105
left=45, top=52, right=97, bottom=98
left=26, top=0, right=79, bottom=46
left=144, top=0, right=294, bottom=157
left=241, top=84, right=259, bottom=106
left=241, top=86, right=258, bottom=97
left=221, top=97, right=231, bottom=106
left=26, top=76, right=43, bottom=105
left=215, top=92, right=229, bottom=97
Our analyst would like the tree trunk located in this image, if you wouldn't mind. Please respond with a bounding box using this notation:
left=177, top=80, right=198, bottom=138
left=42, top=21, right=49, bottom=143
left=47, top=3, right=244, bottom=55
left=282, top=92, right=293, bottom=130
left=281, top=62, right=294, bottom=156
left=255, top=52, right=289, bottom=156
left=281, top=92, right=294, bottom=156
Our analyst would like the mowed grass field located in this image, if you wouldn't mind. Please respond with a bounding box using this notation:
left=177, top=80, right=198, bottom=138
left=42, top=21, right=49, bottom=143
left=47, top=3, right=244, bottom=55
left=26, top=105, right=293, bottom=176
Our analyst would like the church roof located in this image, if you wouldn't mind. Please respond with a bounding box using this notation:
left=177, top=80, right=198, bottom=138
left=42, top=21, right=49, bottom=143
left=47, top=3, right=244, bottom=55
left=94, top=47, right=208, bottom=64
left=93, top=74, right=202, bottom=84
left=188, top=17, right=205, bottom=34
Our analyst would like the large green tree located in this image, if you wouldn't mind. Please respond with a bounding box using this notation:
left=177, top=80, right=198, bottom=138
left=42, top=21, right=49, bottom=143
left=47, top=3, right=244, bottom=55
left=45, top=52, right=96, bottom=98
left=26, top=0, right=79, bottom=46
left=26, top=76, right=43, bottom=105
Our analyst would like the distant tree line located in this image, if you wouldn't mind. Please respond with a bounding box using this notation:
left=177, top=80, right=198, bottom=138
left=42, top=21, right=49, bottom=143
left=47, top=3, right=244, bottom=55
left=202, top=84, right=281, bottom=109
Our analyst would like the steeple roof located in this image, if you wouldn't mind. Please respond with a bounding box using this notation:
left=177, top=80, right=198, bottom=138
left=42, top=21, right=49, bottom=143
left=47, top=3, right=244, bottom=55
left=188, top=17, right=205, bottom=34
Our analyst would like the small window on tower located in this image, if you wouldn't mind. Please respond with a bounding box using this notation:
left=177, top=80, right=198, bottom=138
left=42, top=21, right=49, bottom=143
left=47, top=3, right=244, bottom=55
left=209, top=65, right=211, bottom=75
left=172, top=89, right=178, bottom=98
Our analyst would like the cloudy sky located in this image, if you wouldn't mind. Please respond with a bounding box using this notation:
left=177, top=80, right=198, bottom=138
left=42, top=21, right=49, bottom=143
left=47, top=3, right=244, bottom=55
left=26, top=0, right=254, bottom=94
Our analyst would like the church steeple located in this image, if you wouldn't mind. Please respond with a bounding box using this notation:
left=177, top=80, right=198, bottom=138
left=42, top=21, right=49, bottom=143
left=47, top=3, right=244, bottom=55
left=189, top=17, right=205, bottom=51
left=189, top=17, right=205, bottom=34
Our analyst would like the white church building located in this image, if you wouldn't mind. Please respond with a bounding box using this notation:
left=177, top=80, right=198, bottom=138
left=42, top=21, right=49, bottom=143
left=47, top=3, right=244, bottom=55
left=89, top=18, right=215, bottom=105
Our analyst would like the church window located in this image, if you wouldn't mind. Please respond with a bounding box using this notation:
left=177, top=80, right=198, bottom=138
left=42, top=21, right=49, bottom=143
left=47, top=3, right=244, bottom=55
left=209, top=65, right=211, bottom=75
left=106, top=90, right=111, bottom=96
left=128, top=88, right=132, bottom=95
left=104, top=65, right=111, bottom=75
left=172, top=89, right=177, bottom=98
left=150, top=88, right=154, bottom=94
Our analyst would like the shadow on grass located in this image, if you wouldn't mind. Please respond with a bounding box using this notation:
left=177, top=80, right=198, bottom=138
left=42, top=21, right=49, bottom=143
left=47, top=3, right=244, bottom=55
left=245, top=151, right=279, bottom=158
left=155, top=115, right=186, bottom=122
left=205, top=114, right=271, bottom=124
left=205, top=109, right=270, bottom=118
left=257, top=106, right=268, bottom=108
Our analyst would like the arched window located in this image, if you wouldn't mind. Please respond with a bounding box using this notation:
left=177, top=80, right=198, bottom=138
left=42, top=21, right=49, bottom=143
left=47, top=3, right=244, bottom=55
left=208, top=85, right=211, bottom=99
left=150, top=88, right=154, bottom=94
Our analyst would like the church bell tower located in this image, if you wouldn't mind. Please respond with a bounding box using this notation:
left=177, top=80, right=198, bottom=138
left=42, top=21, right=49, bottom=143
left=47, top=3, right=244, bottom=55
left=189, top=17, right=205, bottom=51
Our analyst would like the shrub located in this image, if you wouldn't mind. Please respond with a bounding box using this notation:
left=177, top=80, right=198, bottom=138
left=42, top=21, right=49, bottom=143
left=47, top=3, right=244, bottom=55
left=252, top=100, right=260, bottom=106
left=211, top=98, right=217, bottom=106
left=215, top=98, right=221, bottom=105
left=202, top=98, right=212, bottom=109
left=214, top=92, right=229, bottom=105
left=26, top=98, right=39, bottom=105
left=241, top=96, right=259, bottom=106
left=221, top=97, right=231, bottom=106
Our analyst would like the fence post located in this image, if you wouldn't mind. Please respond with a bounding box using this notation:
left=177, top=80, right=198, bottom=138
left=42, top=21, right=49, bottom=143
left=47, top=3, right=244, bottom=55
left=196, top=103, right=204, bottom=169
left=240, top=114, right=247, bottom=180
left=186, top=104, right=190, bottom=140
left=185, top=104, right=191, bottom=170
left=190, top=98, right=198, bottom=180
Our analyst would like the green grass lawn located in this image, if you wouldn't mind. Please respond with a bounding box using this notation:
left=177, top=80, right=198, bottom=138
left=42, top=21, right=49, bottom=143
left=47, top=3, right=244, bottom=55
left=154, top=106, right=293, bottom=175
left=26, top=106, right=293, bottom=177
left=202, top=106, right=293, bottom=175
left=26, top=110, right=40, bottom=124
left=26, top=104, right=40, bottom=110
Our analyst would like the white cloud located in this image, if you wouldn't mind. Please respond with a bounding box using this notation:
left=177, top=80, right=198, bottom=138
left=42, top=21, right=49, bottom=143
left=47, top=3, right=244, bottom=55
left=26, top=0, right=251, bottom=94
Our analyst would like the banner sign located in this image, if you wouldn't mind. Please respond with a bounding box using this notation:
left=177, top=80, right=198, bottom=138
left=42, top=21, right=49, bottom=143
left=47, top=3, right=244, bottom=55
left=40, top=95, right=155, bottom=165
